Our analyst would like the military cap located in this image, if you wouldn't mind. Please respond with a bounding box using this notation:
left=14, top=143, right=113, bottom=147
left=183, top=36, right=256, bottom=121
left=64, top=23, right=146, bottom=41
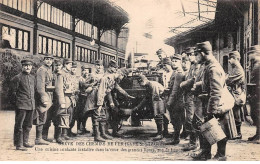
left=229, top=51, right=240, bottom=59
left=163, top=57, right=172, bottom=65
left=195, top=41, right=212, bottom=53
left=95, top=59, right=103, bottom=66
left=54, top=59, right=62, bottom=66
left=63, top=58, right=73, bottom=65
left=248, top=45, right=260, bottom=54
left=137, top=74, right=148, bottom=83
left=185, top=47, right=195, bottom=54
left=170, top=54, right=182, bottom=60
left=108, top=59, right=118, bottom=68
left=21, top=55, right=33, bottom=65
left=72, top=61, right=77, bottom=68
left=81, top=65, right=88, bottom=70
left=43, top=53, right=54, bottom=59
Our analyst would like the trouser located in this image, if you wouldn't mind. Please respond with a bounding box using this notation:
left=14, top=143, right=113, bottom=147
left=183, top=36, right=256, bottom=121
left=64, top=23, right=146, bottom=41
left=170, top=106, right=185, bottom=138
left=107, top=105, right=121, bottom=133
left=249, top=101, right=260, bottom=136
left=154, top=114, right=168, bottom=134
left=184, top=94, right=195, bottom=134
left=14, top=109, right=34, bottom=147
left=42, top=105, right=55, bottom=138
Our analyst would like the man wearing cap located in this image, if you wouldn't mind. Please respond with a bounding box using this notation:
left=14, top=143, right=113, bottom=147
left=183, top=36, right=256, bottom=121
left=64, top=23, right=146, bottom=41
left=133, top=74, right=167, bottom=141
left=67, top=61, right=79, bottom=137
left=190, top=41, right=228, bottom=160
left=11, top=56, right=35, bottom=151
left=165, top=54, right=185, bottom=145
left=59, top=58, right=75, bottom=140
left=180, top=47, right=201, bottom=150
left=106, top=68, right=135, bottom=137
left=226, top=51, right=246, bottom=140
left=162, top=57, right=174, bottom=89
left=77, top=66, right=92, bottom=135
left=34, top=53, right=54, bottom=145
left=247, top=45, right=260, bottom=143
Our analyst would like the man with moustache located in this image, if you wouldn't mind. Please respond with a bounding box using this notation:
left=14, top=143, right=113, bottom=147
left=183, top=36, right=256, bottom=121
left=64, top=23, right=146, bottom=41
left=11, top=56, right=35, bottom=151
left=35, top=53, right=54, bottom=145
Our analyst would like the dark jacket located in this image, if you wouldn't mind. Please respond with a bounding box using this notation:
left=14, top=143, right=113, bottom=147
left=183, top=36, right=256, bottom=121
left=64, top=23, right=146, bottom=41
left=202, top=57, right=225, bottom=114
left=226, top=62, right=245, bottom=92
left=10, top=72, right=35, bottom=110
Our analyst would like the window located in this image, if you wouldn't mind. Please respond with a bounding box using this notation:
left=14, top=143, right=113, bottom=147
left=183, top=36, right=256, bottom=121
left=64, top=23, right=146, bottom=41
left=1, top=24, right=30, bottom=52
left=38, top=35, right=70, bottom=58
left=75, top=19, right=98, bottom=39
left=76, top=46, right=97, bottom=63
left=0, top=0, right=33, bottom=15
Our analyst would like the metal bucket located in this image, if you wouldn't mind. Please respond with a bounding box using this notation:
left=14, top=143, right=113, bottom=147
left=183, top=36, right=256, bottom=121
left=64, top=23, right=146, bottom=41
left=58, top=113, right=70, bottom=129
left=200, top=117, right=226, bottom=145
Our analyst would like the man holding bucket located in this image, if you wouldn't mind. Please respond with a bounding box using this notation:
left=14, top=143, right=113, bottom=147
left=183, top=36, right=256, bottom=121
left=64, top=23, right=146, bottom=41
left=191, top=41, right=230, bottom=161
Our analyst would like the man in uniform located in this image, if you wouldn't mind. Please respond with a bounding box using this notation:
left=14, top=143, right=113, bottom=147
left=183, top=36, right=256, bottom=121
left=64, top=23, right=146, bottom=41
left=165, top=54, right=185, bottom=145
left=133, top=74, right=167, bottom=141
left=247, top=45, right=260, bottom=143
left=191, top=41, right=228, bottom=161
left=60, top=58, right=75, bottom=140
left=77, top=66, right=92, bottom=134
left=226, top=51, right=246, bottom=139
left=68, top=61, right=79, bottom=137
left=181, top=47, right=201, bottom=150
left=35, top=53, right=54, bottom=145
left=11, top=56, right=35, bottom=151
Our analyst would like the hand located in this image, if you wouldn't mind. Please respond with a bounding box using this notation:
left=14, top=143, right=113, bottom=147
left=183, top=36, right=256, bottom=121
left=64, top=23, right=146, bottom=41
left=61, top=104, right=66, bottom=109
left=245, top=116, right=254, bottom=125
left=128, top=95, right=135, bottom=99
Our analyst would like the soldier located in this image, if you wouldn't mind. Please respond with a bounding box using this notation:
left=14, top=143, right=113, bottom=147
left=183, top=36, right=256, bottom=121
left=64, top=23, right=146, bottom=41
left=226, top=51, right=246, bottom=139
left=180, top=47, right=201, bottom=150
left=133, top=74, right=167, bottom=141
left=11, top=56, right=35, bottom=151
left=165, top=54, right=185, bottom=145
left=191, top=41, right=228, bottom=161
left=77, top=66, right=92, bottom=134
left=162, top=57, right=174, bottom=89
left=60, top=58, right=75, bottom=140
left=247, top=45, right=260, bottom=143
left=68, top=61, right=79, bottom=137
left=34, top=53, right=54, bottom=145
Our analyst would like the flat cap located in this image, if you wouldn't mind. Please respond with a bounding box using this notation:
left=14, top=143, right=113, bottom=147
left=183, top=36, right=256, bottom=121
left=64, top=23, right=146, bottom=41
left=72, top=61, right=77, bottom=68
left=185, top=47, right=195, bottom=54
left=108, top=59, right=118, bottom=68
left=54, top=59, right=62, bottom=66
left=163, top=57, right=172, bottom=65
left=43, top=53, right=54, bottom=59
left=195, top=41, right=212, bottom=53
left=63, top=58, right=73, bottom=65
left=21, top=55, right=33, bottom=65
left=248, top=45, right=260, bottom=54
left=170, top=54, right=182, bottom=60
left=137, top=74, right=148, bottom=83
left=95, top=59, right=103, bottom=66
left=229, top=51, right=241, bottom=59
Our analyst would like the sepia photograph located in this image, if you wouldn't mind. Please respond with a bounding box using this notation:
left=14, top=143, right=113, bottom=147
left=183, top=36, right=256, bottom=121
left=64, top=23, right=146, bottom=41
left=0, top=0, right=259, bottom=161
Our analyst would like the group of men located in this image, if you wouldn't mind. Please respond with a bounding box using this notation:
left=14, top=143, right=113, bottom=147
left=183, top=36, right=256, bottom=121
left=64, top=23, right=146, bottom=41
left=132, top=42, right=260, bottom=161
left=11, top=54, right=135, bottom=151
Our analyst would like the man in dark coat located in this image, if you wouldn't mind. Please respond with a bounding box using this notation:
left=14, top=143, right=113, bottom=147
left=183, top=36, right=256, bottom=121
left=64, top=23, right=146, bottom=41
left=226, top=51, right=246, bottom=139
left=247, top=45, right=260, bottom=144
left=11, top=56, right=35, bottom=151
left=35, top=53, right=54, bottom=145
left=165, top=54, right=185, bottom=145
left=191, top=41, right=228, bottom=161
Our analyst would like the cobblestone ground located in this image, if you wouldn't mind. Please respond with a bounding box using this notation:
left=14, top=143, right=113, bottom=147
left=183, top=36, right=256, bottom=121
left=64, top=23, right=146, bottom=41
left=0, top=110, right=259, bottom=161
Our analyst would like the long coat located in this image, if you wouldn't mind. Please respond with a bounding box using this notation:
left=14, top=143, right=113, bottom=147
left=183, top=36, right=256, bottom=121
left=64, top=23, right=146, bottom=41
left=10, top=72, right=35, bottom=110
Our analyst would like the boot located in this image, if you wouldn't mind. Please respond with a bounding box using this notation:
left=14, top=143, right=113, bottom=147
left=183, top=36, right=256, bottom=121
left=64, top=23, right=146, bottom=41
left=153, top=122, right=163, bottom=141
left=54, top=127, right=63, bottom=144
left=35, top=125, right=49, bottom=145
left=23, top=127, right=34, bottom=148
left=68, top=128, right=77, bottom=137
left=163, top=123, right=171, bottom=138
left=165, top=130, right=180, bottom=145
left=235, top=124, right=242, bottom=139
left=100, top=122, right=113, bottom=140
left=180, top=128, right=188, bottom=139
left=212, top=138, right=227, bottom=161
left=190, top=149, right=211, bottom=160
left=16, top=146, right=28, bottom=151
left=61, top=128, right=71, bottom=140
left=183, top=132, right=198, bottom=151
left=42, top=127, right=53, bottom=142
left=93, top=125, right=105, bottom=142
